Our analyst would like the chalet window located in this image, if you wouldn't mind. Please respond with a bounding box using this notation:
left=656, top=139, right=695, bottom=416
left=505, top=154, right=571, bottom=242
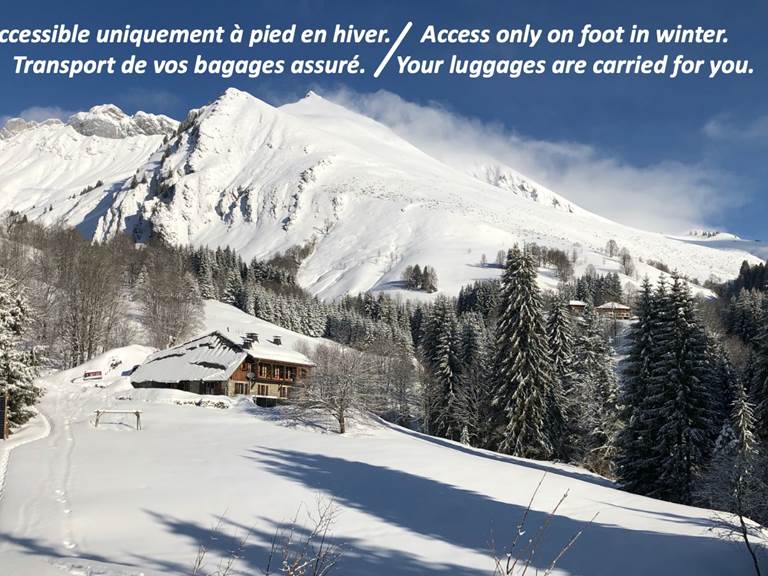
left=279, top=386, right=288, bottom=398
left=259, top=365, right=269, bottom=378
left=257, top=384, right=268, bottom=396
left=274, top=366, right=281, bottom=380
left=235, top=383, right=247, bottom=395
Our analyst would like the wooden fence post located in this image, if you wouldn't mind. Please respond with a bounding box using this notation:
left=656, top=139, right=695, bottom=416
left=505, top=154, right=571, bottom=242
left=0, top=393, right=8, bottom=440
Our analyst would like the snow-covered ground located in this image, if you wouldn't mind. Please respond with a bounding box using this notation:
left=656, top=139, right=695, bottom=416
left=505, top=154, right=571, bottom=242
left=1, top=341, right=765, bottom=575
left=671, top=232, right=768, bottom=261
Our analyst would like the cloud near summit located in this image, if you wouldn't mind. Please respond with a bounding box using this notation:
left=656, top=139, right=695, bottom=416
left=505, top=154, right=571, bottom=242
left=324, top=87, right=743, bottom=234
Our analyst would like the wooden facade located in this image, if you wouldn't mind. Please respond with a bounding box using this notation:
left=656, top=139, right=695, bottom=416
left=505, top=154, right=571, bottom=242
left=227, top=358, right=311, bottom=404
left=596, top=302, right=632, bottom=320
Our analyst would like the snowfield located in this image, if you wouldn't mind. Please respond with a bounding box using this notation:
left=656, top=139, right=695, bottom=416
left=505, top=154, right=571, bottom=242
left=1, top=307, right=765, bottom=576
left=0, top=88, right=763, bottom=301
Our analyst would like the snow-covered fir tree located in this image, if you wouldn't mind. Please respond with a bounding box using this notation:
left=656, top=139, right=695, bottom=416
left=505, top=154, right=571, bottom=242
left=617, top=277, right=658, bottom=492
left=193, top=249, right=217, bottom=299
left=545, top=295, right=573, bottom=459
left=751, top=310, right=768, bottom=443
left=222, top=267, right=243, bottom=306
left=421, top=295, right=462, bottom=440
left=696, top=379, right=767, bottom=525
left=455, top=313, right=493, bottom=448
left=569, top=300, right=620, bottom=476
left=492, top=246, right=555, bottom=459
left=707, top=339, right=739, bottom=434
left=647, top=273, right=716, bottom=504
left=0, top=276, right=41, bottom=427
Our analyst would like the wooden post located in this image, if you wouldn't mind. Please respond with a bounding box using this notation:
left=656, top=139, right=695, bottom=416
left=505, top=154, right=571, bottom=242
left=95, top=410, right=102, bottom=428
left=0, top=392, right=9, bottom=440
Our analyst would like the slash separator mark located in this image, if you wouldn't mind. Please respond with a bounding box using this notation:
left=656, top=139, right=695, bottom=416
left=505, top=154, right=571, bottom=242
left=373, top=21, right=413, bottom=79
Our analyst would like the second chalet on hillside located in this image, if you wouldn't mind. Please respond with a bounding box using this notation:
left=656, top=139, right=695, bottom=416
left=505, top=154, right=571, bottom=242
left=568, top=300, right=633, bottom=320
left=130, top=331, right=315, bottom=406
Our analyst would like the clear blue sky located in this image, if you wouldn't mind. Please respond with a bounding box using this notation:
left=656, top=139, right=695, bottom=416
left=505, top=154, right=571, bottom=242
left=1, top=0, right=765, bottom=240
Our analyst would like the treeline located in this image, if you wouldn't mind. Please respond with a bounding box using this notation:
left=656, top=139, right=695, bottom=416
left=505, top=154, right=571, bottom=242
left=0, top=213, right=414, bottom=362
left=417, top=246, right=620, bottom=475
left=185, top=245, right=414, bottom=351
left=695, top=259, right=768, bottom=525
left=4, top=210, right=766, bottom=529
left=615, top=275, right=764, bottom=511
left=420, top=248, right=768, bottom=527
left=727, top=260, right=768, bottom=295
left=0, top=214, right=204, bottom=364
left=559, top=270, right=625, bottom=306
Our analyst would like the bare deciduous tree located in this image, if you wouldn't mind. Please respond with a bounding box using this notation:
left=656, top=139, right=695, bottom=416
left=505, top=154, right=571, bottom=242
left=296, top=343, right=376, bottom=434
left=137, top=249, right=204, bottom=349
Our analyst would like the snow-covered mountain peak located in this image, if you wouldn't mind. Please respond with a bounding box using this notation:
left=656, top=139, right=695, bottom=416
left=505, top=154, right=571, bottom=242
left=208, top=87, right=275, bottom=113
left=67, top=104, right=178, bottom=139
left=0, top=117, right=64, bottom=139
left=0, top=87, right=762, bottom=299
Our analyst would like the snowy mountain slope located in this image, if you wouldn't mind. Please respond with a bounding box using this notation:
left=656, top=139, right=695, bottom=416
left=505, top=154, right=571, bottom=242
left=0, top=89, right=762, bottom=299
left=1, top=342, right=764, bottom=576
left=0, top=106, right=176, bottom=236
left=672, top=231, right=768, bottom=261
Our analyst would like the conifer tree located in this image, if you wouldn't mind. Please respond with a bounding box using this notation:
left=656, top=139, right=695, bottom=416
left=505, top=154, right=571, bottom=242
left=196, top=251, right=216, bottom=300
left=752, top=333, right=768, bottom=443
left=223, top=268, right=243, bottom=307
left=421, top=296, right=461, bottom=439
left=696, top=380, right=767, bottom=526
left=617, top=277, right=657, bottom=491
left=545, top=295, right=572, bottom=459
left=648, top=273, right=715, bottom=503
left=707, top=339, right=738, bottom=434
left=570, top=300, right=620, bottom=475
left=492, top=246, right=555, bottom=459
left=0, top=277, right=41, bottom=427
left=456, top=313, right=493, bottom=448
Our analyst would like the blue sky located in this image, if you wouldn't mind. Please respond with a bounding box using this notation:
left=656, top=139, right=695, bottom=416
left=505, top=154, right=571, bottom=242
left=0, top=0, right=765, bottom=239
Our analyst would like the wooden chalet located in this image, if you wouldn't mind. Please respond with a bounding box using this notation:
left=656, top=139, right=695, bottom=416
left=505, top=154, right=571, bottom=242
left=595, top=301, right=632, bottom=320
left=567, top=300, right=588, bottom=315
left=130, top=331, right=315, bottom=406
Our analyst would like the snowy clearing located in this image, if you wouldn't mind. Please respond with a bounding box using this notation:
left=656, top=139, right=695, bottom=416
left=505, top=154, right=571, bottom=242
left=0, top=339, right=764, bottom=576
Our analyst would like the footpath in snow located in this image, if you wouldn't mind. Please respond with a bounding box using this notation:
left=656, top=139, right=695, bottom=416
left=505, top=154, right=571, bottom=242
left=0, top=340, right=765, bottom=575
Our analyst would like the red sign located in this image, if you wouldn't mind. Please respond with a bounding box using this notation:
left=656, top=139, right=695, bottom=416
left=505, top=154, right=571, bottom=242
left=83, top=370, right=103, bottom=380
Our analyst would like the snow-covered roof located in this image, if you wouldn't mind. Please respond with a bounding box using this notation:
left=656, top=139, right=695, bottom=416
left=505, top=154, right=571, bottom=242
left=596, top=301, right=631, bottom=310
left=246, top=340, right=317, bottom=366
left=130, top=331, right=313, bottom=385
left=568, top=300, right=588, bottom=306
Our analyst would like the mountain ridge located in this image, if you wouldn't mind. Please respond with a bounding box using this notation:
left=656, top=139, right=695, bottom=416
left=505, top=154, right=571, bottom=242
left=0, top=88, right=763, bottom=298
